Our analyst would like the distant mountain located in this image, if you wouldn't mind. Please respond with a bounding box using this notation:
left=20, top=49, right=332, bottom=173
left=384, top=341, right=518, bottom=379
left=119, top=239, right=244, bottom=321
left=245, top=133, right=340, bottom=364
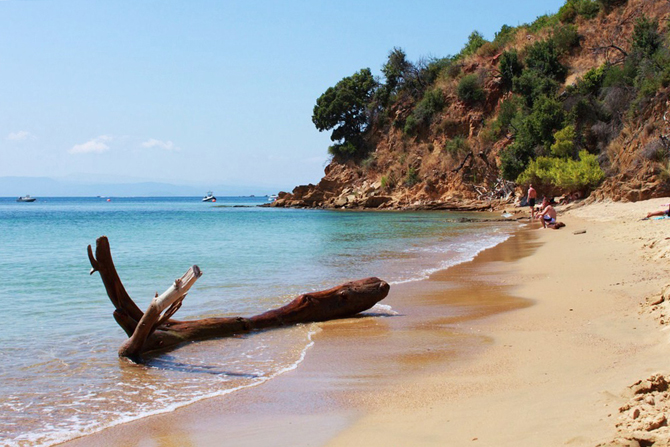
left=0, top=176, right=283, bottom=197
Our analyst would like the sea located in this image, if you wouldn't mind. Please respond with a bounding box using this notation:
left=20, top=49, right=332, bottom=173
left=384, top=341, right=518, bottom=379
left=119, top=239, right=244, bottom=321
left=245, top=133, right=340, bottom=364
left=0, top=196, right=517, bottom=447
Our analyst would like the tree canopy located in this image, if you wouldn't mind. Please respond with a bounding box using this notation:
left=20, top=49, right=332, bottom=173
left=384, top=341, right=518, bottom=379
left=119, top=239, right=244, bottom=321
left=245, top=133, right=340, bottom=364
left=312, top=68, right=377, bottom=158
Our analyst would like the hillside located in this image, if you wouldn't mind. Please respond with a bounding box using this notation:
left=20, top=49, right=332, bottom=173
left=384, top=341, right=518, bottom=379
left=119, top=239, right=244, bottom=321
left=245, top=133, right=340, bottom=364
left=273, top=0, right=670, bottom=210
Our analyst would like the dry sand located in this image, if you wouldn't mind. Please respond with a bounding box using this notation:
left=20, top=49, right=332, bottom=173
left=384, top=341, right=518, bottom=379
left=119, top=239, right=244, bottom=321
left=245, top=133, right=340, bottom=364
left=59, top=198, right=670, bottom=447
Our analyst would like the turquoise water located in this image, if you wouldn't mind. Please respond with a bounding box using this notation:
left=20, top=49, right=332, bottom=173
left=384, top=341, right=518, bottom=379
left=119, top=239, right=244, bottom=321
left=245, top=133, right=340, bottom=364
left=0, top=197, right=515, bottom=446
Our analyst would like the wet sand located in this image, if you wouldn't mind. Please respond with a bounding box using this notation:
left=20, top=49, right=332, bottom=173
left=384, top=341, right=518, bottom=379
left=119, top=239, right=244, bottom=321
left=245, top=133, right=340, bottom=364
left=59, top=199, right=670, bottom=447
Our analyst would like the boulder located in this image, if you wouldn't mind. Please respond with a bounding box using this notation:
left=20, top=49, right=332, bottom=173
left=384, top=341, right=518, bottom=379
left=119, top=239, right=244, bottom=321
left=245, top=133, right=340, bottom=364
left=292, top=184, right=316, bottom=200
left=364, top=196, right=392, bottom=208
left=318, top=178, right=343, bottom=192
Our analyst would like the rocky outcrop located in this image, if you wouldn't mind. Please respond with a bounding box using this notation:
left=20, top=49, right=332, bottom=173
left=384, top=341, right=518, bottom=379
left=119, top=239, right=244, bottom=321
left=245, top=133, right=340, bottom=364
left=270, top=159, right=512, bottom=211
left=600, top=374, right=670, bottom=447
left=274, top=0, right=670, bottom=211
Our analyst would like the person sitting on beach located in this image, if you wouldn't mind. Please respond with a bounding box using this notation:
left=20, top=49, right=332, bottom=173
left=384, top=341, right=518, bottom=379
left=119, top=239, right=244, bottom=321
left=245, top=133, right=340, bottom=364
left=537, top=197, right=559, bottom=229
left=527, top=184, right=537, bottom=219
left=646, top=204, right=670, bottom=219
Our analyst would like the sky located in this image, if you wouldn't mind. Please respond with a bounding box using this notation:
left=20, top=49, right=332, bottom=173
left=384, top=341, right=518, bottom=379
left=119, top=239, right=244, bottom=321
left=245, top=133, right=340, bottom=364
left=0, top=0, right=566, bottom=193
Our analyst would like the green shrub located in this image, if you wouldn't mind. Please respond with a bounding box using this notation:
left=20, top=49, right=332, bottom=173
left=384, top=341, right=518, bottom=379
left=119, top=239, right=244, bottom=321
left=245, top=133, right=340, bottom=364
left=524, top=39, right=567, bottom=81
left=494, top=95, right=525, bottom=136
left=447, top=63, right=462, bottom=79
left=517, top=150, right=605, bottom=192
left=576, top=0, right=600, bottom=18
left=477, top=41, right=502, bottom=58
left=551, top=125, right=577, bottom=158
left=525, top=95, right=567, bottom=149
left=601, top=65, right=633, bottom=89
left=498, top=95, right=566, bottom=180
left=500, top=142, right=536, bottom=181
left=597, top=0, right=627, bottom=13
left=513, top=69, right=561, bottom=106
left=570, top=98, right=600, bottom=130
left=493, top=24, right=518, bottom=47
left=381, top=173, right=398, bottom=191
left=444, top=135, right=470, bottom=156
left=553, top=24, right=580, bottom=55
left=458, top=31, right=487, bottom=59
left=526, top=14, right=559, bottom=33
left=381, top=175, right=389, bottom=189
left=558, top=2, right=577, bottom=23
left=631, top=17, right=661, bottom=58
left=636, top=60, right=663, bottom=98
left=479, top=123, right=497, bottom=146
left=561, top=0, right=600, bottom=20
left=413, top=88, right=446, bottom=124
left=382, top=47, right=413, bottom=95
left=578, top=65, right=606, bottom=95
left=424, top=57, right=454, bottom=84
left=499, top=50, right=523, bottom=90
left=403, top=116, right=418, bottom=137
left=457, top=74, right=486, bottom=104
left=328, top=142, right=358, bottom=158
left=405, top=167, right=420, bottom=186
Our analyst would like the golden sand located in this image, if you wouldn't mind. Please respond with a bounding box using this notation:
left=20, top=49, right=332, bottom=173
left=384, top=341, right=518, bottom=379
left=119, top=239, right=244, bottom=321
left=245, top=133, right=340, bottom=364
left=60, top=198, right=670, bottom=447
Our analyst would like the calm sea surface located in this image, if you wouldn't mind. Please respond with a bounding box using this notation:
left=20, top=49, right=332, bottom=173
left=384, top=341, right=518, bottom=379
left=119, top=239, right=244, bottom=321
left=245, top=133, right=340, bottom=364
left=0, top=196, right=516, bottom=446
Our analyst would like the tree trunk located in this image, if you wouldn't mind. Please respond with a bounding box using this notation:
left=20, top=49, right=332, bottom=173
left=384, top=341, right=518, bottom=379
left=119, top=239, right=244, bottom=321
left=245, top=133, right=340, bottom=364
left=88, top=236, right=390, bottom=362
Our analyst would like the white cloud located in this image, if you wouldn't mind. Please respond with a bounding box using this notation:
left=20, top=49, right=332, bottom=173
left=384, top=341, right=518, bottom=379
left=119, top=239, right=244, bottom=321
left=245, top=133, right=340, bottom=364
left=7, top=130, right=36, bottom=141
left=141, top=138, right=179, bottom=151
left=69, top=135, right=112, bottom=154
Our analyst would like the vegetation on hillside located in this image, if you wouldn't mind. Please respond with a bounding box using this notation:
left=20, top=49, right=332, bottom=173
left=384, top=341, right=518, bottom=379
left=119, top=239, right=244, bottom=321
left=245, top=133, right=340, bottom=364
left=311, top=0, right=670, bottom=200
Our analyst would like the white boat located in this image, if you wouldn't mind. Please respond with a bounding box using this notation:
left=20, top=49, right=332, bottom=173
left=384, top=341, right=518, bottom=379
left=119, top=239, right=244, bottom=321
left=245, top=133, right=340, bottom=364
left=17, top=195, right=36, bottom=202
left=202, top=191, right=216, bottom=202
left=268, top=194, right=278, bottom=202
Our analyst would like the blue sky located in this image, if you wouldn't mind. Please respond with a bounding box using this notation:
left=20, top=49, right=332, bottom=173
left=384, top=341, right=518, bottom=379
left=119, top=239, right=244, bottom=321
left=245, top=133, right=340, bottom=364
left=1, top=0, right=565, bottom=193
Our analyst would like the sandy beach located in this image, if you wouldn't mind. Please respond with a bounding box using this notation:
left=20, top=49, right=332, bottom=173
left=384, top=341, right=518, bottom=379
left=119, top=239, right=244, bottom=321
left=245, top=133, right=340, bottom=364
left=59, top=198, right=670, bottom=447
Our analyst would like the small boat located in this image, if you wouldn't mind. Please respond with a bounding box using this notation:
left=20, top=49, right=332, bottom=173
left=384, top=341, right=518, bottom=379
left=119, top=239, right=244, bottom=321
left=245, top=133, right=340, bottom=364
left=202, top=191, right=216, bottom=202
left=268, top=194, right=278, bottom=202
left=17, top=195, right=36, bottom=202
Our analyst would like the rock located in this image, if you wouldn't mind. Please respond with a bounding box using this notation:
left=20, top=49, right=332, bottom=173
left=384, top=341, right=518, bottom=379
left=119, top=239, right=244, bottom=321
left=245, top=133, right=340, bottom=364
left=291, top=184, right=314, bottom=200
left=630, top=431, right=655, bottom=444
left=644, top=413, right=666, bottom=431
left=363, top=196, right=392, bottom=208
left=632, top=375, right=668, bottom=394
left=318, top=178, right=343, bottom=192
left=632, top=408, right=641, bottom=419
left=302, top=190, right=325, bottom=205
left=607, top=438, right=641, bottom=447
left=333, top=196, right=348, bottom=207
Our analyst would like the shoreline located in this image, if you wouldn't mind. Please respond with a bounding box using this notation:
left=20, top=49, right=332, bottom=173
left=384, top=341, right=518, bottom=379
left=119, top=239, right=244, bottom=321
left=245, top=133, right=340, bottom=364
left=58, top=198, right=670, bottom=447
left=57, top=216, right=535, bottom=447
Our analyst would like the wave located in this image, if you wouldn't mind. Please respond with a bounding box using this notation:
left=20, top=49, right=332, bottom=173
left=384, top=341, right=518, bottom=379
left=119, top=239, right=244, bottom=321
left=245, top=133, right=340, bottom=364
left=389, top=230, right=514, bottom=285
left=4, top=325, right=321, bottom=447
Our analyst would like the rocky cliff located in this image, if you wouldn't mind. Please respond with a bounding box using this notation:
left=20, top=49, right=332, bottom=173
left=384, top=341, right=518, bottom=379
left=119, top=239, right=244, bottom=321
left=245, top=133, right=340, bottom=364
left=273, top=0, right=670, bottom=210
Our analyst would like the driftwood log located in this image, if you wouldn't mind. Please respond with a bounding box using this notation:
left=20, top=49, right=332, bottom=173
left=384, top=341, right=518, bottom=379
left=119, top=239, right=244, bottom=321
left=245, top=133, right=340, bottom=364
left=88, top=236, right=390, bottom=362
